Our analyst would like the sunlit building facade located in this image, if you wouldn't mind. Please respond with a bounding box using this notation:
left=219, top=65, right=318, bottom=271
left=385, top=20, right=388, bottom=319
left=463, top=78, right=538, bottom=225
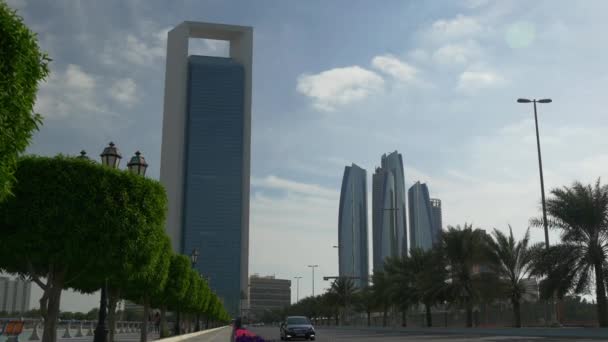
left=160, top=22, right=252, bottom=316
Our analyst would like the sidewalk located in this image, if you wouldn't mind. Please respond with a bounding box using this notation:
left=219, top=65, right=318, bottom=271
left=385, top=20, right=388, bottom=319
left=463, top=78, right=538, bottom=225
left=326, top=325, right=608, bottom=339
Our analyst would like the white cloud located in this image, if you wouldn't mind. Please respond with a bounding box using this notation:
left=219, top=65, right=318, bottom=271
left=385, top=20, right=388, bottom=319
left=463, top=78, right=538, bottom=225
left=432, top=40, right=482, bottom=66
left=296, top=66, right=384, bottom=111
left=456, top=70, right=504, bottom=93
left=35, top=64, right=108, bottom=119
left=371, top=54, right=418, bottom=82
left=101, top=28, right=168, bottom=67
left=108, top=78, right=138, bottom=107
left=428, top=15, right=483, bottom=41
left=64, top=64, right=96, bottom=90
left=408, top=49, right=431, bottom=64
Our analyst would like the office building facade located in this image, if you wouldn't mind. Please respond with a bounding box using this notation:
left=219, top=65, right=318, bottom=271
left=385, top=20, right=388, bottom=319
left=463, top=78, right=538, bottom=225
left=160, top=22, right=253, bottom=316
left=0, top=277, right=31, bottom=313
left=338, top=164, right=369, bottom=288
left=249, top=275, right=290, bottom=318
left=430, top=198, right=442, bottom=245
left=408, top=182, right=434, bottom=251
left=372, top=151, right=407, bottom=271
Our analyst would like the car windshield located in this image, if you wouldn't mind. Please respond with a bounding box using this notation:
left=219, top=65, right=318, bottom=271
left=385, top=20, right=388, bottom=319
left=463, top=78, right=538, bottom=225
left=287, top=317, right=309, bottom=325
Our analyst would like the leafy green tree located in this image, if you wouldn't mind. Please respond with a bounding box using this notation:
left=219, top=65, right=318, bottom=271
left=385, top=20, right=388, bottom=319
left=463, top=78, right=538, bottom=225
left=0, top=1, right=50, bottom=202
left=384, top=256, right=415, bottom=326
left=0, top=156, right=168, bottom=342
left=86, top=308, right=99, bottom=321
left=124, top=231, right=171, bottom=342
left=530, top=180, right=608, bottom=327
left=371, top=270, right=391, bottom=327
left=408, top=248, right=448, bottom=327
left=152, top=254, right=191, bottom=337
left=328, top=277, right=357, bottom=325
left=440, top=224, right=488, bottom=327
left=484, top=226, right=537, bottom=327
left=353, top=286, right=375, bottom=326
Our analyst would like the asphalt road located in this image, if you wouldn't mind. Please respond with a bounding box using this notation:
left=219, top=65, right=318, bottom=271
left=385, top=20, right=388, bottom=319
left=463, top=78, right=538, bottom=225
left=247, top=326, right=604, bottom=342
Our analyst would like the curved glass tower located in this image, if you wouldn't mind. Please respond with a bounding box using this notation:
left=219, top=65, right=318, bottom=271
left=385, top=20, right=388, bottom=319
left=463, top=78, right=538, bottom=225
left=408, top=181, right=434, bottom=251
left=338, top=164, right=369, bottom=288
left=372, top=151, right=407, bottom=272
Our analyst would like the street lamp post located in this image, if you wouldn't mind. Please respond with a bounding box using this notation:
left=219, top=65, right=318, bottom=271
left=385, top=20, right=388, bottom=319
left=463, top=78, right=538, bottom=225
left=517, top=98, right=552, bottom=249
left=94, top=142, right=123, bottom=342
left=190, top=249, right=200, bottom=331
left=517, top=98, right=556, bottom=325
left=307, top=265, right=318, bottom=297
left=94, top=143, right=148, bottom=342
left=294, top=276, right=302, bottom=303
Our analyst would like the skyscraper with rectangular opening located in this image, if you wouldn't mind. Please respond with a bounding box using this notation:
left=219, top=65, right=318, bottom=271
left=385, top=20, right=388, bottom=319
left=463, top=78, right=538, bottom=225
left=160, top=22, right=252, bottom=316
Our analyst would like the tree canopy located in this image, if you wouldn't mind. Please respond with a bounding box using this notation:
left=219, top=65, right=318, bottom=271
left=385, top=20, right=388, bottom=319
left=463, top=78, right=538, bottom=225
left=0, top=1, right=50, bottom=201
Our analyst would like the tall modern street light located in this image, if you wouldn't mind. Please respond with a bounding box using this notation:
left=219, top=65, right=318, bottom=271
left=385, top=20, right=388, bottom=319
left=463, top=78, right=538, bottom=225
left=95, top=143, right=148, bottom=342
left=517, top=98, right=555, bottom=325
left=307, top=265, right=318, bottom=297
left=517, top=98, right=552, bottom=249
left=190, top=249, right=200, bottom=331
left=294, top=276, right=302, bottom=303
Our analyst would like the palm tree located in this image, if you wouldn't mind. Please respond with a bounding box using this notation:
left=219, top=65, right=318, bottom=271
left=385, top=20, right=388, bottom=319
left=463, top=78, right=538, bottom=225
left=484, top=226, right=537, bottom=327
left=409, top=247, right=447, bottom=327
left=353, top=286, right=375, bottom=326
left=371, top=270, right=391, bottom=327
left=384, top=256, right=415, bottom=326
left=530, top=180, right=608, bottom=327
left=328, top=277, right=357, bottom=325
left=441, top=224, right=487, bottom=327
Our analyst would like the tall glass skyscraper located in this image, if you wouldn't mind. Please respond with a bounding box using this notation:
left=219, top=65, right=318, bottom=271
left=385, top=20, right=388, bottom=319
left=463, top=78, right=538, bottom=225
left=338, top=164, right=368, bottom=288
left=372, top=151, right=407, bottom=271
left=408, top=181, right=434, bottom=251
left=160, top=22, right=252, bottom=316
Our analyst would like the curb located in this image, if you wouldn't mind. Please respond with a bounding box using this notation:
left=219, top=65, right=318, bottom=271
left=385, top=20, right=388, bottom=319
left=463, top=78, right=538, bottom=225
left=321, top=326, right=608, bottom=339
left=156, top=326, right=229, bottom=342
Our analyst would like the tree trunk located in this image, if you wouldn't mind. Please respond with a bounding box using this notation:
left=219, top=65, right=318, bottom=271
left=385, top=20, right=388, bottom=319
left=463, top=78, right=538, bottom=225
left=366, top=310, right=371, bottom=327
left=41, top=271, right=65, bottom=342
left=401, top=309, right=407, bottom=327
left=159, top=307, right=168, bottom=338
left=425, top=302, right=432, bottom=327
left=512, top=298, right=521, bottom=328
left=107, top=288, right=119, bottom=342
left=140, top=298, right=150, bottom=342
left=594, top=262, right=608, bottom=327
left=465, top=298, right=473, bottom=328
left=174, top=309, right=180, bottom=336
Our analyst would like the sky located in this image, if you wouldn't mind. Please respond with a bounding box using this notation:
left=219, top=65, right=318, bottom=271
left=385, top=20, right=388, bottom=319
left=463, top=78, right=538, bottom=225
left=6, top=0, right=608, bottom=312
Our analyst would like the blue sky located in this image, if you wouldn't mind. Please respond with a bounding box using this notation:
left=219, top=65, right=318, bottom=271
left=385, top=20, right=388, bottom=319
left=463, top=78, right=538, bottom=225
left=7, top=0, right=608, bottom=311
